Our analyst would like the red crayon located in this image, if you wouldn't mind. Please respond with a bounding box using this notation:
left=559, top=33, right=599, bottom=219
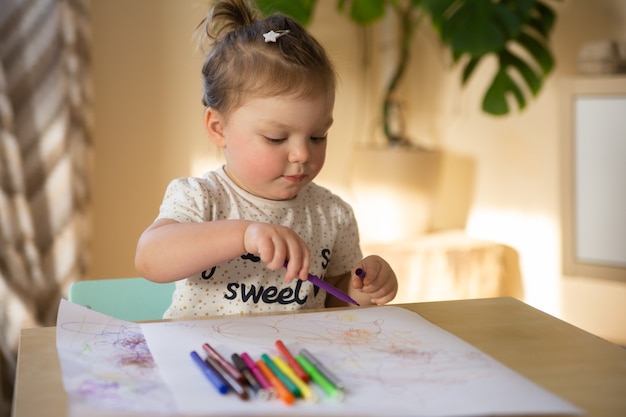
left=203, top=343, right=244, bottom=383
left=275, top=340, right=309, bottom=382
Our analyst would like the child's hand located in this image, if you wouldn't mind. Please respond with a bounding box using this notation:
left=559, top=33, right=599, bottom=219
left=352, top=255, right=398, bottom=305
left=243, top=222, right=310, bottom=282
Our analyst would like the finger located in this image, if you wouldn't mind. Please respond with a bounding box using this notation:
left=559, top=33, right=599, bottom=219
left=355, top=268, right=367, bottom=280
left=351, top=263, right=366, bottom=289
left=282, top=246, right=300, bottom=283
left=372, top=284, right=398, bottom=304
left=369, top=277, right=398, bottom=305
left=361, top=273, right=389, bottom=296
left=298, top=245, right=310, bottom=281
left=284, top=258, right=300, bottom=283
left=268, top=238, right=291, bottom=280
left=352, top=275, right=365, bottom=290
left=258, top=239, right=276, bottom=267
left=361, top=261, right=382, bottom=288
left=285, top=237, right=310, bottom=282
left=352, top=263, right=367, bottom=281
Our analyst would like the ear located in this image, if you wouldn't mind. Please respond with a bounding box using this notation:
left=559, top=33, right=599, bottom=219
left=204, top=108, right=226, bottom=148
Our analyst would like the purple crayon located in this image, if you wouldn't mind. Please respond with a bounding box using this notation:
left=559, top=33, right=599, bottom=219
left=283, top=261, right=360, bottom=306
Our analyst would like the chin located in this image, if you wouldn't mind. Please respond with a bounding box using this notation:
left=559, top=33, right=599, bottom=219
left=271, top=189, right=300, bottom=201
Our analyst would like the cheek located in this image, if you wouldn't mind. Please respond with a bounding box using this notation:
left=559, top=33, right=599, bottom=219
left=312, top=144, right=327, bottom=167
left=234, top=143, right=282, bottom=176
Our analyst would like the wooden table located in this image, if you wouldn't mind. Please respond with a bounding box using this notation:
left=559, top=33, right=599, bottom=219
left=11, top=297, right=626, bottom=417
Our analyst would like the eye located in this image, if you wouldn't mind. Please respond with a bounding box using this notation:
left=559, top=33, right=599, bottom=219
left=263, top=136, right=287, bottom=144
left=310, top=135, right=327, bottom=143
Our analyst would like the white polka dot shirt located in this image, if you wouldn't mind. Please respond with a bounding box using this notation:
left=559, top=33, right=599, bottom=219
left=156, top=166, right=362, bottom=319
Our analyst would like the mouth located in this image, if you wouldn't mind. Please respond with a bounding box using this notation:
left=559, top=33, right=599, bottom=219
left=282, top=174, right=307, bottom=184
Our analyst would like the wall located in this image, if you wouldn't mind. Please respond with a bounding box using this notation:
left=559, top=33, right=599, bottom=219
left=90, top=0, right=626, bottom=344
left=91, top=1, right=202, bottom=280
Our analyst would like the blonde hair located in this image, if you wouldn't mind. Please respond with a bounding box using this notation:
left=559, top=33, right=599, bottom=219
left=198, top=0, right=336, bottom=116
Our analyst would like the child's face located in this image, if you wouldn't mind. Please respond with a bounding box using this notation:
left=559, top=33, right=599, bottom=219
left=213, top=94, right=334, bottom=200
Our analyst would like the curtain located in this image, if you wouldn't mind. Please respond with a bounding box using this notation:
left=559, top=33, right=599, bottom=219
left=0, top=0, right=92, bottom=415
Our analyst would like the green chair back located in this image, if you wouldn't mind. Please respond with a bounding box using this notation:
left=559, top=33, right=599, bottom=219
left=68, top=277, right=175, bottom=321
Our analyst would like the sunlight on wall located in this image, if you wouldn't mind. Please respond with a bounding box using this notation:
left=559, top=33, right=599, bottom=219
left=466, top=208, right=561, bottom=316
left=190, top=153, right=224, bottom=177
left=351, top=185, right=433, bottom=244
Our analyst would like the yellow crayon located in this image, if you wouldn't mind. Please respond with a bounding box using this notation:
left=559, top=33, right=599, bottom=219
left=272, top=356, right=318, bottom=403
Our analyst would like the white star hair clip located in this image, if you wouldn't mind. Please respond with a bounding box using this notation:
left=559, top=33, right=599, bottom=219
left=263, top=29, right=290, bottom=43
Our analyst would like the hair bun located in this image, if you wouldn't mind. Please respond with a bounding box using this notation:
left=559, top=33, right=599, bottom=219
left=202, top=0, right=258, bottom=42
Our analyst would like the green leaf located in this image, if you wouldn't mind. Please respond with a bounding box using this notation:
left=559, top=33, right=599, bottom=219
left=528, top=1, right=556, bottom=38
left=255, top=0, right=317, bottom=26
left=434, top=0, right=523, bottom=55
left=423, top=0, right=457, bottom=31
left=482, top=68, right=527, bottom=116
left=517, top=31, right=554, bottom=74
left=337, top=0, right=387, bottom=24
left=444, top=1, right=557, bottom=116
left=461, top=56, right=481, bottom=85
left=502, top=50, right=542, bottom=95
left=502, top=0, right=535, bottom=20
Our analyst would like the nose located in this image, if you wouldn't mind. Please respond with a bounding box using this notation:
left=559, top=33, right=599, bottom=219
left=288, top=139, right=310, bottom=163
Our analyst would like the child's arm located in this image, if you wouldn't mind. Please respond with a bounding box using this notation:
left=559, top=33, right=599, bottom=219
left=135, top=218, right=311, bottom=283
left=324, top=255, right=398, bottom=307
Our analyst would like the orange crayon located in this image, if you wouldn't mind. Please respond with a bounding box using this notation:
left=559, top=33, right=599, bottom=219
left=257, top=359, right=295, bottom=405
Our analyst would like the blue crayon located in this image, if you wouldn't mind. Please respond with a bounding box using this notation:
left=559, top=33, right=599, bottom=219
left=190, top=351, right=228, bottom=394
left=206, top=355, right=249, bottom=400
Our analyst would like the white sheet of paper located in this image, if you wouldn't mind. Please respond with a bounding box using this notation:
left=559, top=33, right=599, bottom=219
left=56, top=300, right=583, bottom=416
left=55, top=299, right=176, bottom=415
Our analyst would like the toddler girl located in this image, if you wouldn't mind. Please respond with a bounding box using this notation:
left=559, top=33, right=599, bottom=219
left=135, top=0, right=398, bottom=319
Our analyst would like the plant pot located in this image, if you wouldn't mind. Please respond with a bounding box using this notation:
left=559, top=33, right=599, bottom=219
left=349, top=146, right=443, bottom=244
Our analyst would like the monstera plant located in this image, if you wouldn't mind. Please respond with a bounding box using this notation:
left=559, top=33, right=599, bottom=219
left=255, top=0, right=557, bottom=146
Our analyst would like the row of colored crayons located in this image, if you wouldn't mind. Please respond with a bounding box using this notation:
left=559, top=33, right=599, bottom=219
left=190, top=339, right=345, bottom=405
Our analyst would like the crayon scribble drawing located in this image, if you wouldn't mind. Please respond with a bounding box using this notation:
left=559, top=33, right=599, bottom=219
left=56, top=300, right=176, bottom=415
